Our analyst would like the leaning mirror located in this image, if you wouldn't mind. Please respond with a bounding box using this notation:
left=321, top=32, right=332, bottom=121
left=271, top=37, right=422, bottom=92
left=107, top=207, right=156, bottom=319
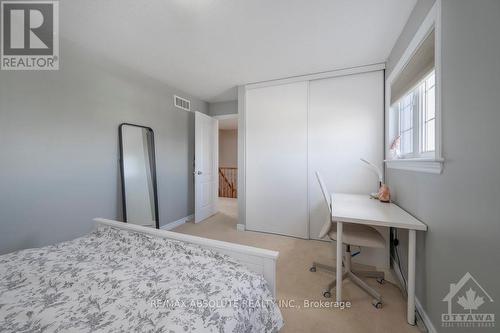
left=119, top=123, right=159, bottom=228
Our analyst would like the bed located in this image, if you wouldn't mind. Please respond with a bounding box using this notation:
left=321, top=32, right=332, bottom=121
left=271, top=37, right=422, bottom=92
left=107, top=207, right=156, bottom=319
left=0, top=218, right=283, bottom=332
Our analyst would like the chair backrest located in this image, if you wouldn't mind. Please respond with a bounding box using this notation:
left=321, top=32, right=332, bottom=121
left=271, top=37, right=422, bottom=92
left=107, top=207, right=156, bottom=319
left=315, top=171, right=331, bottom=214
left=315, top=171, right=334, bottom=239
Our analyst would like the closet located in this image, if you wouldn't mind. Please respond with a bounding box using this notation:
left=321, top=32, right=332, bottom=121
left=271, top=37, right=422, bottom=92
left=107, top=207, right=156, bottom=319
left=244, top=67, right=385, bottom=265
left=246, top=81, right=309, bottom=238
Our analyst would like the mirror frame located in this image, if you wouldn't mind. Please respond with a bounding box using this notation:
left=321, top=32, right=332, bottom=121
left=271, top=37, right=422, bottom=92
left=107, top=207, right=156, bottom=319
left=118, top=123, right=160, bottom=229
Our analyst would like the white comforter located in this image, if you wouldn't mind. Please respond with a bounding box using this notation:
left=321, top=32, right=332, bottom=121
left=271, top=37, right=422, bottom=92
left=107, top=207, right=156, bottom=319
left=0, top=226, right=283, bottom=332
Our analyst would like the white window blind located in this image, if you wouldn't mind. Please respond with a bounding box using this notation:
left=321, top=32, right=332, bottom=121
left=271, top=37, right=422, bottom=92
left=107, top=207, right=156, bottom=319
left=390, top=30, right=435, bottom=105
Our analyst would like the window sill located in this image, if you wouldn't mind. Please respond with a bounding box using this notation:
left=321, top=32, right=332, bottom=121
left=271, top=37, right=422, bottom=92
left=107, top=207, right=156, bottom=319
left=384, top=157, right=444, bottom=174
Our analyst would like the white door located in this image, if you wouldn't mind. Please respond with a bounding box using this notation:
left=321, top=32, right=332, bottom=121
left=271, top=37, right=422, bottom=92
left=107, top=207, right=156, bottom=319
left=195, top=112, right=219, bottom=223
left=308, top=71, right=384, bottom=240
left=308, top=70, right=388, bottom=268
left=245, top=81, right=309, bottom=238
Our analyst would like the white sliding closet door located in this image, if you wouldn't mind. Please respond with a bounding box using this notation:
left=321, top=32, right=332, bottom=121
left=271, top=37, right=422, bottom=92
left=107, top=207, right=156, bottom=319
left=308, top=70, right=387, bottom=266
left=245, top=82, right=309, bottom=238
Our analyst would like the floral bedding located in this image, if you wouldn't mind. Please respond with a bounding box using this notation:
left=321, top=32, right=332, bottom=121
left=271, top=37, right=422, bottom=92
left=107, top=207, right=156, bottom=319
left=0, top=226, right=283, bottom=332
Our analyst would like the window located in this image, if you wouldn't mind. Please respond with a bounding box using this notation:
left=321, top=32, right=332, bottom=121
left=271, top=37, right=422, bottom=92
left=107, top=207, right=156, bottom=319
left=422, top=72, right=435, bottom=152
left=394, top=70, right=435, bottom=158
left=385, top=3, right=442, bottom=174
left=398, top=91, right=416, bottom=156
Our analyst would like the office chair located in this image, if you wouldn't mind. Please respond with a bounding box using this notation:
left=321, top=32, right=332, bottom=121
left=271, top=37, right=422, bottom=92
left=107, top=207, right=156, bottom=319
left=310, top=171, right=386, bottom=308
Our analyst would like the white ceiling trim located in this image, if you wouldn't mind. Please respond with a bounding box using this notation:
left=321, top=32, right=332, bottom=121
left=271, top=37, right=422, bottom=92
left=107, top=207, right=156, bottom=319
left=245, top=63, right=385, bottom=90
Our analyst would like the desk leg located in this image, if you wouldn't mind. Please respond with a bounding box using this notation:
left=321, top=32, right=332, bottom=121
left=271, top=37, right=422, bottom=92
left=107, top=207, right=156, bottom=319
left=407, top=229, right=416, bottom=325
left=336, top=222, right=343, bottom=302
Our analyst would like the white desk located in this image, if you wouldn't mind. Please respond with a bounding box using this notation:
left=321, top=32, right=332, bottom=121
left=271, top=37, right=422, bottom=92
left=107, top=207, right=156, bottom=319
left=331, top=193, right=427, bottom=325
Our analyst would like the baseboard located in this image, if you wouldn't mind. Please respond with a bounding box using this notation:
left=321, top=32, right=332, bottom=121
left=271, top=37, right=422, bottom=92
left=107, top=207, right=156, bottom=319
left=236, top=223, right=245, bottom=231
left=391, top=257, right=437, bottom=333
left=161, top=214, right=194, bottom=231
left=415, top=296, right=437, bottom=333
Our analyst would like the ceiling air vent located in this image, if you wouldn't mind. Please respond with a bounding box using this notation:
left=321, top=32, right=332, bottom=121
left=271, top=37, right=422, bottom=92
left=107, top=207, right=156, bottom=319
left=174, top=95, right=191, bottom=111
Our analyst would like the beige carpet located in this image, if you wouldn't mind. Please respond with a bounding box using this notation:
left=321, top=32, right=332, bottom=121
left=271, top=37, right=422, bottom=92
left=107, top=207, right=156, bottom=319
left=174, top=198, right=421, bottom=333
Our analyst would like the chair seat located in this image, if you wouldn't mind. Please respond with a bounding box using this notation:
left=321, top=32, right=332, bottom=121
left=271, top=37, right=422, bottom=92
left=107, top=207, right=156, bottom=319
left=328, top=223, right=386, bottom=248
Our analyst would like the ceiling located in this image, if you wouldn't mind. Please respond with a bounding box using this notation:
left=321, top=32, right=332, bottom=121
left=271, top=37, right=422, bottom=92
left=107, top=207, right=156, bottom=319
left=62, top=0, right=416, bottom=102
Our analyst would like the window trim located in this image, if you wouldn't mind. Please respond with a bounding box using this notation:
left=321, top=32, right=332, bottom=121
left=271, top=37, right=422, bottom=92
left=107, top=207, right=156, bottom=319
left=385, top=1, right=443, bottom=174
left=384, top=157, right=444, bottom=174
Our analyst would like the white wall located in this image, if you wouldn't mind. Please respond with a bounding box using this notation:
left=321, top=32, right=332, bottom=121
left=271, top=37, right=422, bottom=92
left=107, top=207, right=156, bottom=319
left=0, top=39, right=208, bottom=254
left=209, top=100, right=238, bottom=116
left=386, top=0, right=500, bottom=329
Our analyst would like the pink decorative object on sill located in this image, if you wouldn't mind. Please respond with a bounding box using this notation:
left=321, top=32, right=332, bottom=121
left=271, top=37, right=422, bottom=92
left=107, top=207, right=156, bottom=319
left=378, top=184, right=391, bottom=203
left=389, top=135, right=401, bottom=160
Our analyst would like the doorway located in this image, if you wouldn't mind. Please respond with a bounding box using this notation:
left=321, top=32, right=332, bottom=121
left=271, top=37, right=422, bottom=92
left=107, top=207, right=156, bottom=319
left=216, top=115, right=238, bottom=199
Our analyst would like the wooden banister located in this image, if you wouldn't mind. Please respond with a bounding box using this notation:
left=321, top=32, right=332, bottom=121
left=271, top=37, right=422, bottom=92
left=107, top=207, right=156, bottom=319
left=219, top=167, right=237, bottom=198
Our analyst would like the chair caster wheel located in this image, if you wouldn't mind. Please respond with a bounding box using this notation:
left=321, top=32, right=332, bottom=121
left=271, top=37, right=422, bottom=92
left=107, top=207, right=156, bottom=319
left=376, top=278, right=385, bottom=284
left=372, top=300, right=383, bottom=309
left=323, top=291, right=331, bottom=298
left=309, top=266, right=317, bottom=272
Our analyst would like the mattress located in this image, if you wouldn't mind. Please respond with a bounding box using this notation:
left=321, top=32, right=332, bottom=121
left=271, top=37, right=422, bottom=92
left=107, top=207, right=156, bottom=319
left=0, top=226, right=283, bottom=332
